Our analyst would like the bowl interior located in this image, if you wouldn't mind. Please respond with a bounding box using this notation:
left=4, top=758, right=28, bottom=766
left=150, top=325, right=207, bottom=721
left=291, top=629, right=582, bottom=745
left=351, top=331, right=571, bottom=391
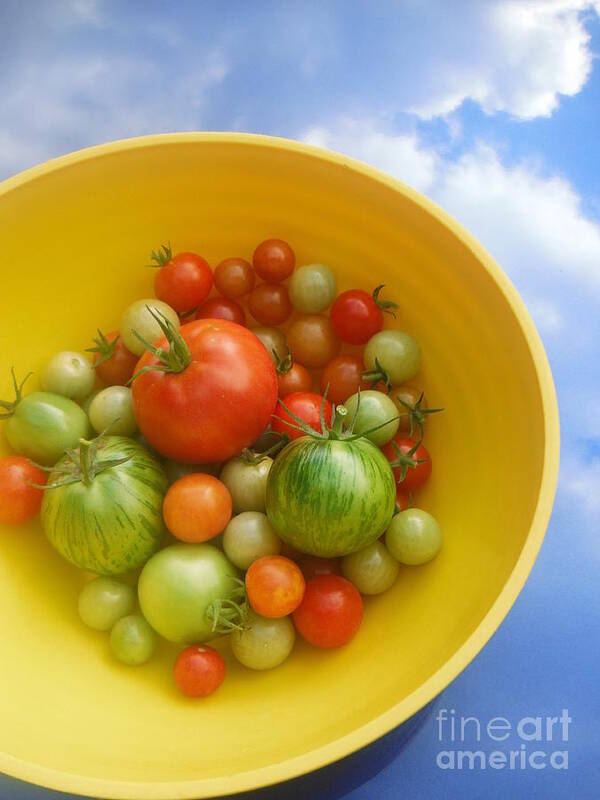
left=0, top=136, right=556, bottom=799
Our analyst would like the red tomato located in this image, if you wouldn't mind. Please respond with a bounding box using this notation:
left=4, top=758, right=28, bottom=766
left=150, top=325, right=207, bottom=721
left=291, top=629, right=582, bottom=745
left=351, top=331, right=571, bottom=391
left=87, top=330, right=138, bottom=386
left=320, top=355, right=368, bottom=406
left=277, top=359, right=312, bottom=397
left=246, top=555, right=305, bottom=617
left=214, top=257, right=255, bottom=298
left=253, top=239, right=295, bottom=282
left=196, top=296, right=246, bottom=326
left=152, top=246, right=213, bottom=313
left=248, top=283, right=292, bottom=326
left=396, top=490, right=412, bottom=512
left=173, top=645, right=226, bottom=697
left=163, top=474, right=232, bottom=543
left=299, top=556, right=342, bottom=580
left=382, top=436, right=432, bottom=492
left=330, top=285, right=397, bottom=345
left=0, top=456, right=47, bottom=524
left=131, top=319, right=278, bottom=463
left=293, top=575, right=363, bottom=648
left=272, top=392, right=333, bottom=441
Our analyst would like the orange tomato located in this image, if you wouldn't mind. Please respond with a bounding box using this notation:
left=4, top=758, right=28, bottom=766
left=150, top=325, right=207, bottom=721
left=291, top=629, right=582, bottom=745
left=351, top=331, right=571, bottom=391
left=245, top=555, right=305, bottom=618
left=162, top=474, right=232, bottom=543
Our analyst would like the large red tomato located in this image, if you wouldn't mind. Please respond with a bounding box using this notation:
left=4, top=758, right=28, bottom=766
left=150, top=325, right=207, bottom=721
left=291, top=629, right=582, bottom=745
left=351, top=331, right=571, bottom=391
left=131, top=319, right=277, bottom=462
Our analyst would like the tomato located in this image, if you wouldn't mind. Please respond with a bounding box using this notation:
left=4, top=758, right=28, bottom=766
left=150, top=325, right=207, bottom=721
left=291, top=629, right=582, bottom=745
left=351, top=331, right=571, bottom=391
left=131, top=318, right=277, bottom=463
left=151, top=244, right=213, bottom=313
left=341, top=541, right=399, bottom=595
left=223, top=511, right=281, bottom=570
left=88, top=386, right=137, bottom=437
left=253, top=238, right=295, bottom=282
left=320, top=355, right=367, bottom=406
left=293, top=575, right=363, bottom=648
left=0, top=456, right=46, bottom=524
left=288, top=264, right=337, bottom=313
left=41, top=351, right=95, bottom=402
left=214, top=257, right=255, bottom=298
left=78, top=577, right=136, bottom=631
left=110, top=614, right=157, bottom=666
left=287, top=314, right=340, bottom=369
left=299, top=555, right=341, bottom=580
left=120, top=299, right=180, bottom=357
left=248, top=283, right=292, bottom=326
left=87, top=330, right=138, bottom=386
left=196, top=296, right=246, bottom=326
left=385, top=508, right=442, bottom=565
left=278, top=362, right=312, bottom=397
left=330, top=285, right=398, bottom=345
left=174, top=645, right=226, bottom=697
left=245, top=555, right=305, bottom=617
left=363, top=330, right=421, bottom=387
left=220, top=452, right=272, bottom=513
left=382, top=436, right=432, bottom=492
left=396, top=490, right=412, bottom=512
left=343, top=390, right=399, bottom=446
left=231, top=611, right=295, bottom=670
left=163, top=474, right=232, bottom=543
left=251, top=326, right=288, bottom=364
left=272, top=392, right=333, bottom=441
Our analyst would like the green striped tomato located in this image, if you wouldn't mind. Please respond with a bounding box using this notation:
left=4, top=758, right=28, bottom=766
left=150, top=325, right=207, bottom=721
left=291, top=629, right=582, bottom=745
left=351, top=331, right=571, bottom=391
left=41, top=436, right=167, bottom=575
left=265, top=436, right=396, bottom=557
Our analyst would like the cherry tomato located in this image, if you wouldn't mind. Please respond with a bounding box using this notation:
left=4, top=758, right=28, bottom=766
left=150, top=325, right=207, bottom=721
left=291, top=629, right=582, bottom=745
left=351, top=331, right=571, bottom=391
left=0, top=456, right=47, bottom=524
left=287, top=314, right=340, bottom=369
left=293, top=575, right=363, bottom=648
left=320, top=355, right=368, bottom=405
left=396, top=490, right=412, bottom=512
left=330, top=285, right=398, bottom=345
left=196, top=296, right=246, bottom=326
left=248, top=283, right=292, bottom=326
left=214, top=257, right=255, bottom=298
left=299, top=556, right=341, bottom=580
left=87, top=330, right=139, bottom=387
left=272, top=391, right=333, bottom=441
left=163, top=474, right=232, bottom=543
left=252, top=327, right=287, bottom=364
left=253, top=238, right=295, bottom=282
left=382, top=436, right=432, bottom=492
left=152, top=245, right=213, bottom=313
left=245, top=555, right=305, bottom=617
left=174, top=645, right=226, bottom=697
left=275, top=350, right=312, bottom=397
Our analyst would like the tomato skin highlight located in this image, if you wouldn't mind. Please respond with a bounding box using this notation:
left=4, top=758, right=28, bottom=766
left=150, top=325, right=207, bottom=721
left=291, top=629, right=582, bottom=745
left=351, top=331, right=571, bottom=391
left=245, top=555, right=305, bottom=617
left=272, top=392, right=333, bottom=441
left=131, top=319, right=278, bottom=463
left=253, top=239, right=295, bottom=282
left=92, top=331, right=138, bottom=386
left=174, top=645, right=226, bottom=697
left=382, top=436, right=432, bottom=492
left=163, top=474, right=232, bottom=543
left=0, top=456, right=46, bottom=524
left=330, top=289, right=384, bottom=345
left=154, top=252, right=213, bottom=312
left=196, top=297, right=246, bottom=326
left=293, top=575, right=363, bottom=648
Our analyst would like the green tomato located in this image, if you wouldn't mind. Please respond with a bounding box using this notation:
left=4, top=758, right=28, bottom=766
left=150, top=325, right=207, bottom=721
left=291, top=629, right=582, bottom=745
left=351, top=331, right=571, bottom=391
left=223, top=512, right=281, bottom=570
left=288, top=264, right=337, bottom=313
left=165, top=460, right=221, bottom=485
left=343, top=390, right=399, bottom=446
left=78, top=577, right=136, bottom=631
left=138, top=544, right=239, bottom=643
left=342, top=541, right=399, bottom=594
left=41, top=351, right=95, bottom=402
left=5, top=391, right=91, bottom=466
left=80, top=390, right=101, bottom=416
left=231, top=611, right=295, bottom=670
left=364, top=330, right=421, bottom=385
left=89, top=386, right=137, bottom=437
left=251, top=327, right=288, bottom=364
left=385, top=508, right=442, bottom=565
left=220, top=455, right=273, bottom=513
left=120, top=298, right=179, bottom=357
left=110, top=614, right=157, bottom=666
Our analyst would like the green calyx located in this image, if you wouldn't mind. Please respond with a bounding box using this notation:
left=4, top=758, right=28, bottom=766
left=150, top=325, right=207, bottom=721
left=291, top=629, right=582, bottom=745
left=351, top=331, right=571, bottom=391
left=240, top=433, right=290, bottom=465
left=147, top=242, right=173, bottom=268
left=361, top=357, right=392, bottom=394
left=30, top=434, right=132, bottom=490
left=372, top=284, right=398, bottom=317
left=388, top=439, right=427, bottom=482
left=274, top=347, right=293, bottom=376
left=86, top=329, right=117, bottom=368
left=0, top=368, right=32, bottom=419
left=129, top=307, right=192, bottom=382
left=206, top=578, right=250, bottom=634
left=397, top=391, right=443, bottom=438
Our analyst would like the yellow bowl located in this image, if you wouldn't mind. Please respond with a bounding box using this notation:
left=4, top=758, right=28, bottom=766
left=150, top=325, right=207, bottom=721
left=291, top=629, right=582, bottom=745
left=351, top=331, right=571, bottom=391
left=0, top=133, right=559, bottom=799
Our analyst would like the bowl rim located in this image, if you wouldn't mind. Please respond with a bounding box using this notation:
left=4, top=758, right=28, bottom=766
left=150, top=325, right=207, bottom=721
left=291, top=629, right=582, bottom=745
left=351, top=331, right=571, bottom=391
left=0, top=132, right=560, bottom=800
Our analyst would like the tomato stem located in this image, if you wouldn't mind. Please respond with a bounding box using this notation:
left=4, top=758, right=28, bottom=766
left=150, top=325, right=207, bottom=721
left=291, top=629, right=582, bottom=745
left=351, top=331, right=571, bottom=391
left=361, top=358, right=392, bottom=393
left=147, top=242, right=172, bottom=268
left=388, top=439, right=428, bottom=482
left=273, top=347, right=294, bottom=376
left=85, top=329, right=117, bottom=369
left=0, top=368, right=32, bottom=419
left=129, top=307, right=192, bottom=381
left=396, top=391, right=444, bottom=438
left=33, top=434, right=132, bottom=490
left=372, top=285, right=398, bottom=317
left=241, top=433, right=289, bottom=464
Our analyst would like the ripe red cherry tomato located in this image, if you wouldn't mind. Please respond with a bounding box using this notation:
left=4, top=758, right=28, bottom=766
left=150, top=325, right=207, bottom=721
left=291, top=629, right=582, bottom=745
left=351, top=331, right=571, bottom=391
left=87, top=330, right=139, bottom=386
left=299, top=556, right=342, bottom=580
left=196, top=297, right=246, bottom=326
left=320, top=355, right=368, bottom=406
left=173, top=645, right=226, bottom=697
left=152, top=245, right=213, bottom=313
left=293, top=575, right=363, bottom=648
left=275, top=351, right=312, bottom=397
left=214, top=257, right=255, bottom=298
left=272, top=392, right=333, bottom=441
left=330, top=286, right=397, bottom=345
left=248, top=283, right=292, bottom=326
left=253, top=239, right=295, bottom=282
left=0, top=456, right=47, bottom=524
left=245, top=555, right=306, bottom=617
left=382, top=436, right=432, bottom=492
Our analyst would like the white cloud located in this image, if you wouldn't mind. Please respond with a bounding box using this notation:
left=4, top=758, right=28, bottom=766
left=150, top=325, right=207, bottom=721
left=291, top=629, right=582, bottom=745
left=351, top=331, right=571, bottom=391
left=559, top=456, right=600, bottom=514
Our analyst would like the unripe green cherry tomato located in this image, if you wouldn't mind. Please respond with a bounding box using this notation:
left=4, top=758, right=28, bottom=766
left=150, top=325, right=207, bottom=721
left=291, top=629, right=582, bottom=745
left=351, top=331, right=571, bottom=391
left=288, top=264, right=337, bottom=313
left=42, top=351, right=95, bottom=402
left=120, top=299, right=180, bottom=357
left=343, top=390, right=399, bottom=446
left=231, top=610, right=295, bottom=670
left=220, top=455, right=273, bottom=513
left=385, top=508, right=442, bottom=565
left=89, top=386, right=137, bottom=437
left=251, top=327, right=288, bottom=365
left=110, top=614, right=157, bottom=665
left=364, top=330, right=421, bottom=386
left=341, top=541, right=399, bottom=594
left=78, top=577, right=136, bottom=631
left=223, top=511, right=281, bottom=570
